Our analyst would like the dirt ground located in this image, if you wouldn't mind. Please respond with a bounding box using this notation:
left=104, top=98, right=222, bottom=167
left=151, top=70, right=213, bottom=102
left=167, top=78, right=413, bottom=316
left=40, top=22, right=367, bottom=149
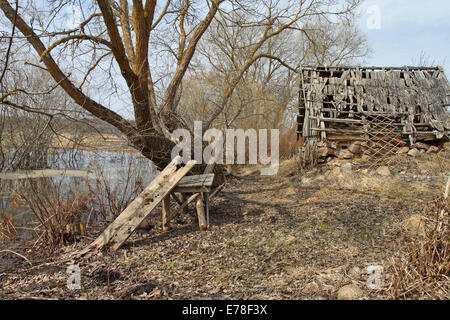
left=0, top=151, right=448, bottom=300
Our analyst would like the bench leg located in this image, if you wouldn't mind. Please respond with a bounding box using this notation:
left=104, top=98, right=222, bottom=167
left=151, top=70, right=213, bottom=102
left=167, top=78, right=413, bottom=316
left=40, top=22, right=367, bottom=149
left=162, top=196, right=170, bottom=231
left=176, top=193, right=187, bottom=215
left=196, top=195, right=207, bottom=231
left=205, top=193, right=209, bottom=227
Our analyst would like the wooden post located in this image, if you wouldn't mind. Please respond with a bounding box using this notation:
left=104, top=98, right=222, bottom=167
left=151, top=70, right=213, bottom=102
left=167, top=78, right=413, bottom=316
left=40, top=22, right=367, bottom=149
left=176, top=193, right=187, bottom=215
left=162, top=196, right=170, bottom=231
left=196, top=194, right=207, bottom=231
left=205, top=193, right=210, bottom=227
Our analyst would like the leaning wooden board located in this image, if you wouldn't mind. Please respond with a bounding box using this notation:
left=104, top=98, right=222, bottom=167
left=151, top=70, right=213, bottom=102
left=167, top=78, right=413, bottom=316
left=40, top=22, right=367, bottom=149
left=79, top=156, right=196, bottom=254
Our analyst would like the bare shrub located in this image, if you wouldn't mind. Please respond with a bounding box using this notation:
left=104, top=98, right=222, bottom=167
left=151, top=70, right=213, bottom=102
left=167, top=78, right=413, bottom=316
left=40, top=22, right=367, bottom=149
left=11, top=152, right=152, bottom=248
left=390, top=176, right=449, bottom=299
left=0, top=215, right=18, bottom=242
left=279, top=126, right=301, bottom=160
left=12, top=177, right=95, bottom=247
left=87, top=153, right=147, bottom=221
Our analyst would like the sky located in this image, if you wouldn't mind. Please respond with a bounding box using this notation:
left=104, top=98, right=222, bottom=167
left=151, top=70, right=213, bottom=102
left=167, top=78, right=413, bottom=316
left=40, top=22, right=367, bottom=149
left=357, top=0, right=450, bottom=74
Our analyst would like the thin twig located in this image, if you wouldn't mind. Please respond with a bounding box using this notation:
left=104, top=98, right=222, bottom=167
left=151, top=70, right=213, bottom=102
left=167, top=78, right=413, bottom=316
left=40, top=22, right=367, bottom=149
left=0, top=249, right=32, bottom=266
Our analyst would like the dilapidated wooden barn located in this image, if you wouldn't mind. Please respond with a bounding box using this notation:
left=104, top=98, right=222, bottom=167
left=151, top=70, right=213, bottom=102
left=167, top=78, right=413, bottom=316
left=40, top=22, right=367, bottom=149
left=297, top=66, right=450, bottom=165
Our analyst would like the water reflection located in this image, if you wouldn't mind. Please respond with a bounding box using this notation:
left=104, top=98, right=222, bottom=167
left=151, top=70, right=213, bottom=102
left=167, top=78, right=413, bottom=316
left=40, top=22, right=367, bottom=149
left=0, top=149, right=158, bottom=226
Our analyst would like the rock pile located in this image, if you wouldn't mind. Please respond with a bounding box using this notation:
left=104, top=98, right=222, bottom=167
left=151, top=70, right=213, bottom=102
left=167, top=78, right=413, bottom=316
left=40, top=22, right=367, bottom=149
left=315, top=140, right=443, bottom=164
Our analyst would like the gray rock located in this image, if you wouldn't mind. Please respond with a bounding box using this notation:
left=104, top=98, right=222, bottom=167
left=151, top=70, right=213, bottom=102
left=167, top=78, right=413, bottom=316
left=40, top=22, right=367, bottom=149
left=408, top=148, right=420, bottom=157
left=413, top=142, right=430, bottom=151
left=338, top=149, right=354, bottom=160
left=427, top=146, right=439, bottom=153
left=348, top=142, right=361, bottom=154
left=376, top=166, right=391, bottom=177
left=337, top=284, right=363, bottom=300
left=397, top=147, right=410, bottom=154
left=341, top=162, right=353, bottom=173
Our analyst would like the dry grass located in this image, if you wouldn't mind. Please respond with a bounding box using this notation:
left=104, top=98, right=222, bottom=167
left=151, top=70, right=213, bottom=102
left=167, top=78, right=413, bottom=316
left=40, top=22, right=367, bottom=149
left=51, top=132, right=138, bottom=154
left=279, top=127, right=301, bottom=160
left=389, top=176, right=449, bottom=300
left=0, top=215, right=18, bottom=242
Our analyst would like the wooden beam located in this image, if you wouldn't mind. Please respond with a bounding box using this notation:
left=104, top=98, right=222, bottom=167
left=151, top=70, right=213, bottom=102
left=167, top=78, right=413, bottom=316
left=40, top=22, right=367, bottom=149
left=166, top=193, right=201, bottom=224
left=196, top=195, right=207, bottom=231
left=311, top=128, right=365, bottom=134
left=78, top=156, right=196, bottom=254
left=109, top=160, right=196, bottom=251
left=162, top=196, right=170, bottom=231
left=309, top=116, right=364, bottom=124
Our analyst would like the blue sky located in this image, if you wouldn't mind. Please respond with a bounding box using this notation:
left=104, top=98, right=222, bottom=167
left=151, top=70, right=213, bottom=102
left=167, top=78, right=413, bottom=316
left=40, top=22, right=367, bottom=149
left=358, top=0, right=450, bottom=74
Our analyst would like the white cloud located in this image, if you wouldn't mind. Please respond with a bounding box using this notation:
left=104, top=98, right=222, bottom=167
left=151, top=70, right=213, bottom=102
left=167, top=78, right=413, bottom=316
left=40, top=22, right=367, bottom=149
left=358, top=0, right=449, bottom=73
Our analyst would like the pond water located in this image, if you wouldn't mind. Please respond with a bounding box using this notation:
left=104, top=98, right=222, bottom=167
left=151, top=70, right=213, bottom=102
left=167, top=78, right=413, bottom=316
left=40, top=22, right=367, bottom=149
left=0, top=148, right=158, bottom=227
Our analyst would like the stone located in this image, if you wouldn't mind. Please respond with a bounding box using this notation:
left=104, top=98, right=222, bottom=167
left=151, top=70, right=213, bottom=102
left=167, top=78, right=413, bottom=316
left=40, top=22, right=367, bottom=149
left=391, top=138, right=407, bottom=147
left=302, top=282, right=319, bottom=294
left=360, top=154, right=371, bottom=162
left=376, top=166, right=391, bottom=177
left=349, top=267, right=362, bottom=279
left=397, top=147, right=410, bottom=154
left=408, top=148, right=420, bottom=157
left=317, top=147, right=334, bottom=157
left=427, top=146, right=439, bottom=153
left=337, top=285, right=363, bottom=300
left=413, top=142, right=430, bottom=151
left=348, top=142, right=362, bottom=154
left=338, top=149, right=354, bottom=160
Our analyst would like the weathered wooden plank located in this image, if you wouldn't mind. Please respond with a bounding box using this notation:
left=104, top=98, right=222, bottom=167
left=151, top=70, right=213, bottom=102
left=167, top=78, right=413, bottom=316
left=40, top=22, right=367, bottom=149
left=79, top=156, right=196, bottom=254
left=109, top=160, right=196, bottom=251
left=175, top=174, right=215, bottom=189
left=310, top=116, right=364, bottom=124
left=196, top=195, right=207, bottom=231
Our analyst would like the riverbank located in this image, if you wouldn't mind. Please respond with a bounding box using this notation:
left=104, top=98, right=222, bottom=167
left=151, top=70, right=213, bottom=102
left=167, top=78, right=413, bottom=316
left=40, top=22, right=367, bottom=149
left=1, top=150, right=448, bottom=300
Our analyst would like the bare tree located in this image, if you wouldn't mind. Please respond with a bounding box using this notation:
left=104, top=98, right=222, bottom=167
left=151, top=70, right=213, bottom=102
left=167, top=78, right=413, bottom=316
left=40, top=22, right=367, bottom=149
left=0, top=0, right=364, bottom=166
left=178, top=3, right=370, bottom=132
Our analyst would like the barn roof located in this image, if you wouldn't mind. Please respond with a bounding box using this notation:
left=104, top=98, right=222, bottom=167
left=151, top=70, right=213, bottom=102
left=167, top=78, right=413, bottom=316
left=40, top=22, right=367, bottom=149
left=297, top=66, right=450, bottom=142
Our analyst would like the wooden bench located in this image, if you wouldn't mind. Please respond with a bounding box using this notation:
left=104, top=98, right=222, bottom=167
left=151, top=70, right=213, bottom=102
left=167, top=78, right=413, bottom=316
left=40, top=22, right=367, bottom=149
left=162, top=163, right=224, bottom=231
left=78, top=158, right=224, bottom=255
